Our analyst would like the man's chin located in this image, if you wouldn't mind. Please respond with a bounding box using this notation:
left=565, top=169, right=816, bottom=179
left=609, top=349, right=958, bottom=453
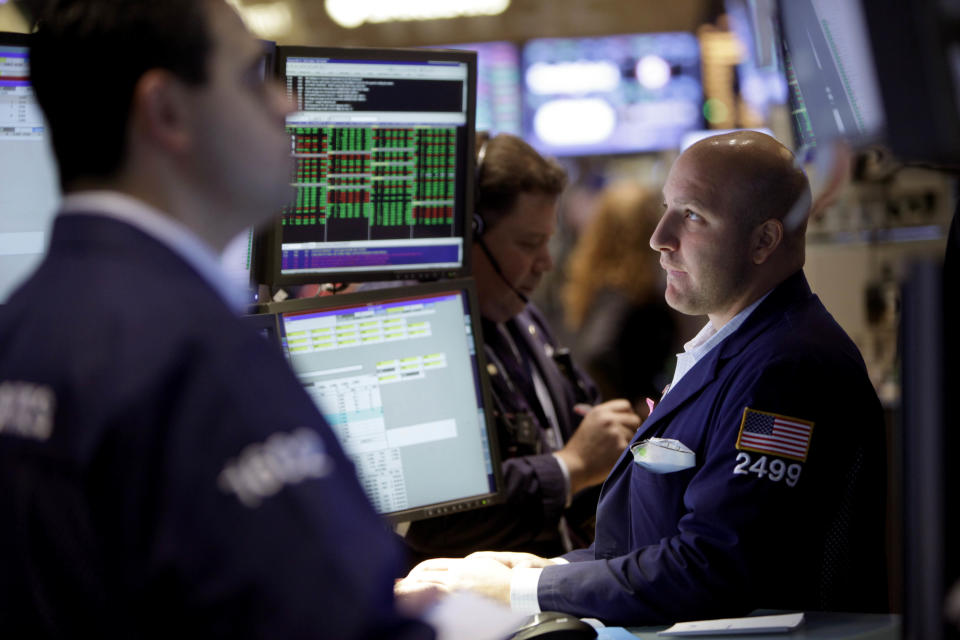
left=665, top=289, right=701, bottom=317
left=480, top=296, right=526, bottom=324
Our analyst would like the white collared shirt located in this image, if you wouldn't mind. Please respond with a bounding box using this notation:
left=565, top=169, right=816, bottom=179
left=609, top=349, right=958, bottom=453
left=59, top=191, right=248, bottom=313
left=507, top=291, right=773, bottom=615
left=663, top=292, right=771, bottom=396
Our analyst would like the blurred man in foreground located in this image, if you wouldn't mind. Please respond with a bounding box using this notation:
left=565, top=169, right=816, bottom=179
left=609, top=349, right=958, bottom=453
left=0, top=1, right=433, bottom=636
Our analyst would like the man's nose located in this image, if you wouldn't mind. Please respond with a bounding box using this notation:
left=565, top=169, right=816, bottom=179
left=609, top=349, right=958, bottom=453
left=650, top=212, right=678, bottom=253
left=534, top=243, right=553, bottom=273
left=270, top=79, right=296, bottom=119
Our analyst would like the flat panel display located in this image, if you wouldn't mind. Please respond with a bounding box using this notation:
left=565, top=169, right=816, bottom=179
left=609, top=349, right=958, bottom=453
left=778, top=0, right=885, bottom=155
left=254, top=46, right=477, bottom=286
left=0, top=32, right=60, bottom=304
left=431, top=41, right=521, bottom=136
left=521, top=33, right=703, bottom=156
left=255, top=279, right=501, bottom=522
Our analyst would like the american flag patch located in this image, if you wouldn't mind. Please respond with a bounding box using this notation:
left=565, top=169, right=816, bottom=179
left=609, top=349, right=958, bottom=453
left=735, top=408, right=814, bottom=462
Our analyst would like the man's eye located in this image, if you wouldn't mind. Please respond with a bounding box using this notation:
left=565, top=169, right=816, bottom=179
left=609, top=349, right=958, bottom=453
left=685, top=210, right=701, bottom=222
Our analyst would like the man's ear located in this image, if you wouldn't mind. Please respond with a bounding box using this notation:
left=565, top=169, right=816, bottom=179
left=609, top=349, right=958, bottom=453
left=128, top=69, right=193, bottom=154
left=751, top=218, right=783, bottom=264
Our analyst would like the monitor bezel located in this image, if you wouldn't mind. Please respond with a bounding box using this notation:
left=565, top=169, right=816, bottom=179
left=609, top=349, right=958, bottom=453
left=0, top=31, right=30, bottom=47
left=253, top=45, right=478, bottom=288
left=257, top=278, right=502, bottom=524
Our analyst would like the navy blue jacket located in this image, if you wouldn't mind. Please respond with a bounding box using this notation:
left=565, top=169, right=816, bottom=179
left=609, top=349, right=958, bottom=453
left=406, top=306, right=601, bottom=560
left=537, top=271, right=887, bottom=625
left=0, top=214, right=432, bottom=639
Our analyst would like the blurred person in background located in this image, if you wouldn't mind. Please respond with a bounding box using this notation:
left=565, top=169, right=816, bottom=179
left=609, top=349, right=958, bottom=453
left=563, top=181, right=681, bottom=407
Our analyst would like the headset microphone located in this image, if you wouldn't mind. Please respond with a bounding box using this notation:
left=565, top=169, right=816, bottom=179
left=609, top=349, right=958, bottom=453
left=473, top=135, right=529, bottom=305
left=476, top=234, right=530, bottom=305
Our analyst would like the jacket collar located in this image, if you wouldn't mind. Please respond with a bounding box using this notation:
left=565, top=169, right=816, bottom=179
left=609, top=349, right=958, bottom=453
left=632, top=270, right=812, bottom=444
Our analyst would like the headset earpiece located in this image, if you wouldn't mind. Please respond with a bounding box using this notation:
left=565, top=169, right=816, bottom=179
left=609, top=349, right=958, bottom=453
left=472, top=213, right=485, bottom=240
left=474, top=135, right=490, bottom=241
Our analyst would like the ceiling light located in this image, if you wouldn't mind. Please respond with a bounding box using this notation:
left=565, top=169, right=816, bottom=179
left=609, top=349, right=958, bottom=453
left=534, top=98, right=617, bottom=146
left=227, top=1, right=293, bottom=39
left=525, top=61, right=621, bottom=95
left=325, top=0, right=510, bottom=29
left=635, top=55, right=671, bottom=90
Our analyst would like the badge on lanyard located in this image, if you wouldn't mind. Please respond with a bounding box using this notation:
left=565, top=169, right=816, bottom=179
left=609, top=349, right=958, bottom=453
left=631, top=438, right=696, bottom=474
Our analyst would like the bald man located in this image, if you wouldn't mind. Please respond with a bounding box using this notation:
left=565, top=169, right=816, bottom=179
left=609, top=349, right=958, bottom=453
left=398, top=132, right=888, bottom=625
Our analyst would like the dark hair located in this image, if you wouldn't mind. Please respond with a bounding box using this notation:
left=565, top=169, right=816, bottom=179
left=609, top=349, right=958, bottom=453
left=475, top=132, right=567, bottom=230
left=30, top=0, right=212, bottom=190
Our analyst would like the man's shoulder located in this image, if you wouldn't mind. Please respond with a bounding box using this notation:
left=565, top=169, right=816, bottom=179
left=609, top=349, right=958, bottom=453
left=737, top=275, right=860, bottom=365
left=1, top=237, right=256, bottom=402
left=720, top=294, right=879, bottom=420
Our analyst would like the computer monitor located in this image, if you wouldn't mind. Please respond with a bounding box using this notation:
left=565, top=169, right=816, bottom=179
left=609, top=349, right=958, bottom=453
left=521, top=32, right=703, bottom=156
left=429, top=41, right=521, bottom=136
left=253, top=46, right=477, bottom=287
left=776, top=0, right=885, bottom=156
left=0, top=32, right=60, bottom=304
left=255, top=279, right=501, bottom=522
left=858, top=0, right=960, bottom=165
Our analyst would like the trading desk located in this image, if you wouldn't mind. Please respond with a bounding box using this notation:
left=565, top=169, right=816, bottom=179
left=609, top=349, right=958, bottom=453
left=596, top=612, right=900, bottom=640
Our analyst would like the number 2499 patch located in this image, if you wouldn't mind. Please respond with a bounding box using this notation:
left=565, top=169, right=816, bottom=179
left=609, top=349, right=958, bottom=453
left=733, top=452, right=802, bottom=487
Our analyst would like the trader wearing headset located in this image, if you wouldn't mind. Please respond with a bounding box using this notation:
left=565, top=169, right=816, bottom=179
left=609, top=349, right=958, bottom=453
left=404, top=133, right=640, bottom=562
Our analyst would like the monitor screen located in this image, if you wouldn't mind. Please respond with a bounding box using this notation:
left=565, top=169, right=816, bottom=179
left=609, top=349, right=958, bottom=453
left=256, top=279, right=500, bottom=522
left=778, top=0, right=885, bottom=155
left=254, top=46, right=477, bottom=286
left=430, top=41, right=521, bottom=136
left=0, top=33, right=60, bottom=304
left=521, top=33, right=703, bottom=156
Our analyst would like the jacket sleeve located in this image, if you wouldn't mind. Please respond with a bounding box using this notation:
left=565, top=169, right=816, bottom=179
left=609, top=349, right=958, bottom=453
left=125, top=329, right=434, bottom=640
left=535, top=355, right=881, bottom=625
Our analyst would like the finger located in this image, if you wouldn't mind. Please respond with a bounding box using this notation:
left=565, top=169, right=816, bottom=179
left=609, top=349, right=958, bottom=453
left=466, top=551, right=515, bottom=567
left=407, top=559, right=456, bottom=577
left=598, top=398, right=633, bottom=412
left=614, top=418, right=642, bottom=438
left=395, top=582, right=450, bottom=617
left=573, top=403, right=593, bottom=416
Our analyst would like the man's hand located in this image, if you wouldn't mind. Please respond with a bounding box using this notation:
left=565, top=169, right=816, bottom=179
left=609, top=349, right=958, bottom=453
left=465, top=550, right=557, bottom=569
left=394, top=578, right=450, bottom=617
left=556, top=398, right=640, bottom=494
left=399, top=557, right=514, bottom=605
